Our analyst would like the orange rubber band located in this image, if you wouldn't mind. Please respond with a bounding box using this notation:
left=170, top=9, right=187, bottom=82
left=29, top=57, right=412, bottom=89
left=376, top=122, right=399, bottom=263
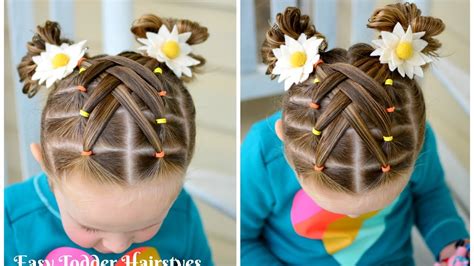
left=381, top=165, right=391, bottom=173
left=77, top=57, right=86, bottom=67
left=386, top=106, right=395, bottom=113
left=159, top=91, right=167, bottom=97
left=314, top=165, right=325, bottom=171
left=309, top=102, right=320, bottom=109
left=155, top=151, right=165, bottom=158
left=314, top=59, right=324, bottom=68
left=81, top=150, right=93, bottom=156
left=77, top=85, right=87, bottom=92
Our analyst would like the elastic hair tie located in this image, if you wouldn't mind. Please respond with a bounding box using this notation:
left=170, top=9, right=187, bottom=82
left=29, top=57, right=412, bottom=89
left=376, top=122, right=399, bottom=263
left=77, top=85, right=87, bottom=92
left=153, top=67, right=163, bottom=74
left=309, top=102, right=320, bottom=109
left=156, top=118, right=167, bottom=124
left=381, top=165, right=391, bottom=173
left=313, top=78, right=320, bottom=84
left=155, top=151, right=165, bottom=158
left=385, top=79, right=393, bottom=86
left=312, top=128, right=322, bottom=136
left=81, top=150, right=93, bottom=156
left=79, top=67, right=86, bottom=74
left=383, top=136, right=393, bottom=142
left=79, top=109, right=90, bottom=118
left=386, top=106, right=395, bottom=113
left=77, top=57, right=86, bottom=67
left=314, top=165, right=325, bottom=172
left=314, top=59, right=324, bottom=67
left=159, top=91, right=167, bottom=97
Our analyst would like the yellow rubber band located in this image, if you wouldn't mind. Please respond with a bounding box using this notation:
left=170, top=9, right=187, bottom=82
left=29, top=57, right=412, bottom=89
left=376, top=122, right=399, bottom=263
left=313, top=78, right=320, bottom=84
left=385, top=79, right=393, bottom=86
left=79, top=109, right=90, bottom=118
left=156, top=118, right=167, bottom=124
left=79, top=67, right=86, bottom=74
left=153, top=67, right=163, bottom=74
left=312, top=128, right=322, bottom=136
left=383, top=135, right=393, bottom=142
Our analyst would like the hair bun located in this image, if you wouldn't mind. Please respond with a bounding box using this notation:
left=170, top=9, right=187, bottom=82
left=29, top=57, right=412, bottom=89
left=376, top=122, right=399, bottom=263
left=367, top=2, right=445, bottom=56
left=131, top=14, right=209, bottom=80
left=17, top=21, right=73, bottom=98
left=262, top=7, right=327, bottom=78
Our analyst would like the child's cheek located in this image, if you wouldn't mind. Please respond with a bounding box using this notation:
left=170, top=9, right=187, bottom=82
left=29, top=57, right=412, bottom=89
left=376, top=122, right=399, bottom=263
left=62, top=219, right=100, bottom=248
left=133, top=227, right=160, bottom=243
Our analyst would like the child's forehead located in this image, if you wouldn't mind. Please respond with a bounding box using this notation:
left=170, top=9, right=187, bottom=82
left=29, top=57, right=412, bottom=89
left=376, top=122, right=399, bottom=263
left=56, top=172, right=181, bottom=207
left=299, top=175, right=408, bottom=215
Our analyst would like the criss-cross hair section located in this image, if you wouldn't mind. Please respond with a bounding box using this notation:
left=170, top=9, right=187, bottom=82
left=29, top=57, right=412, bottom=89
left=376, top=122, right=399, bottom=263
left=74, top=56, right=171, bottom=159
left=308, top=63, right=395, bottom=174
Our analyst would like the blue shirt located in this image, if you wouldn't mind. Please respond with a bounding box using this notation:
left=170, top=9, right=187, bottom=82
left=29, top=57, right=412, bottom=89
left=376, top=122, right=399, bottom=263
left=5, top=172, right=213, bottom=266
left=241, top=111, right=469, bottom=265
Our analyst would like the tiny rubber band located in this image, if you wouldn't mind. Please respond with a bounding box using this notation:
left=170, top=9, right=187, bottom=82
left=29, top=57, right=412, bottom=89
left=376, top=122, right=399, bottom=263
left=79, top=109, right=90, bottom=118
left=81, top=150, right=93, bottom=156
left=312, top=128, right=322, bottom=136
left=385, top=79, right=393, bottom=86
left=386, top=106, right=395, bottom=113
left=154, top=67, right=163, bottom=74
left=159, top=91, right=167, bottom=96
left=79, top=67, right=86, bottom=74
left=314, top=59, right=324, bottom=67
left=77, top=57, right=86, bottom=67
left=313, top=78, right=320, bottom=84
left=309, top=102, right=320, bottom=109
left=383, top=136, right=393, bottom=142
left=77, top=85, right=87, bottom=92
left=381, top=165, right=391, bottom=173
left=156, top=118, right=167, bottom=124
left=155, top=151, right=165, bottom=158
left=314, top=165, right=325, bottom=171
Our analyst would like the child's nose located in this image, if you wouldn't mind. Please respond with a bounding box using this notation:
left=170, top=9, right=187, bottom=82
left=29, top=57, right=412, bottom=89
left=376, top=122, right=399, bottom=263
left=102, top=235, right=132, bottom=254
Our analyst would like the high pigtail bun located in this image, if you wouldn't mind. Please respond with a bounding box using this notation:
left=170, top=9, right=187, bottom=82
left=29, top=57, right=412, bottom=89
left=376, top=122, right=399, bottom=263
left=367, top=2, right=445, bottom=56
left=262, top=7, right=327, bottom=79
left=131, top=14, right=209, bottom=81
left=17, top=21, right=75, bottom=98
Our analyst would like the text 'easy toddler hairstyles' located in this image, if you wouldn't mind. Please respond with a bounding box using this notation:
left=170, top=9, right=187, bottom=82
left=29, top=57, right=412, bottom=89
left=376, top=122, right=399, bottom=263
left=17, top=15, right=209, bottom=185
left=262, top=4, right=445, bottom=194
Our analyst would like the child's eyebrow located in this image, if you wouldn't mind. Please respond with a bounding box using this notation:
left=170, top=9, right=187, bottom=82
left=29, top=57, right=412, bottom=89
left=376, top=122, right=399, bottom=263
left=79, top=221, right=162, bottom=232
left=70, top=211, right=162, bottom=232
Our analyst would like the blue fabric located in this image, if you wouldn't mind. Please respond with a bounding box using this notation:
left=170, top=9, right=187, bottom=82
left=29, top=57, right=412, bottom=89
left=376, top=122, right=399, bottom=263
left=5, top=172, right=213, bottom=266
left=241, top=111, right=469, bottom=265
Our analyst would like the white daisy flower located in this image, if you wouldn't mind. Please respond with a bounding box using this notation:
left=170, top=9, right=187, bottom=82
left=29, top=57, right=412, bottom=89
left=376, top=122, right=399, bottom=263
left=370, top=22, right=431, bottom=79
left=32, top=40, right=87, bottom=88
left=137, top=25, right=199, bottom=78
left=272, top=33, right=324, bottom=90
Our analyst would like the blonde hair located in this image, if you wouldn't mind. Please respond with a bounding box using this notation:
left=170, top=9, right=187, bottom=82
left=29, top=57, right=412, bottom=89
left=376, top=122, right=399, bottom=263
left=17, top=14, right=209, bottom=185
left=261, top=4, right=444, bottom=194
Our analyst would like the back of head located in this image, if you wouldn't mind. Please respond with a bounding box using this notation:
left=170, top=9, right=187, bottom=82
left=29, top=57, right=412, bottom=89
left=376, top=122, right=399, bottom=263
left=261, top=4, right=445, bottom=194
left=17, top=15, right=209, bottom=186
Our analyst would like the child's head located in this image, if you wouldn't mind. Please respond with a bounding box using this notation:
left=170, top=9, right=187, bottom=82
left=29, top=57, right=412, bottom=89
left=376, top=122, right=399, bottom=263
left=18, top=14, right=208, bottom=253
left=262, top=4, right=444, bottom=216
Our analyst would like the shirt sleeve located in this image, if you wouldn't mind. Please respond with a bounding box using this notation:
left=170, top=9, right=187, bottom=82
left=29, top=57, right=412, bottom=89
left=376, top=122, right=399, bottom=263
left=185, top=197, right=214, bottom=266
left=5, top=205, right=19, bottom=266
left=411, top=124, right=469, bottom=259
left=240, top=124, right=284, bottom=265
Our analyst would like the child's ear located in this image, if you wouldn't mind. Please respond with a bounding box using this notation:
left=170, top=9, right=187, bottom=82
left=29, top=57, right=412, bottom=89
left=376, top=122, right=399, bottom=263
left=30, top=143, right=45, bottom=170
left=275, top=119, right=284, bottom=141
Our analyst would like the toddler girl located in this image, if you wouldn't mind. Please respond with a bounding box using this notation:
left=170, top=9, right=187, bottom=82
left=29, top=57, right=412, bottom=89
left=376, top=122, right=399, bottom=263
left=241, top=3, right=469, bottom=265
left=5, top=14, right=213, bottom=266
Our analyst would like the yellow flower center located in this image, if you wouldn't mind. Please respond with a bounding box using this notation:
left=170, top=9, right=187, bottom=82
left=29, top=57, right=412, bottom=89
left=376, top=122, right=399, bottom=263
left=395, top=41, right=413, bottom=60
left=161, top=40, right=180, bottom=59
left=290, top=51, right=307, bottom=67
left=51, top=53, right=70, bottom=69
